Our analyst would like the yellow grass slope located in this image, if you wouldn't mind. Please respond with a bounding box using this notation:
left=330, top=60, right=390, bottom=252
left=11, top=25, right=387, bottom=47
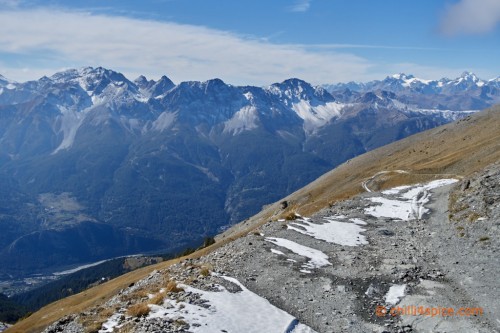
left=8, top=106, right=500, bottom=333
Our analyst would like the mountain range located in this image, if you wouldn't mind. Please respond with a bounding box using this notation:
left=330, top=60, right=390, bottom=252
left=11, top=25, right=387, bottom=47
left=0, top=67, right=498, bottom=276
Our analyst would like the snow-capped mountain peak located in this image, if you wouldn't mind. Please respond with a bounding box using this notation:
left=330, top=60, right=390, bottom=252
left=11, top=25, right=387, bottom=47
left=0, top=74, right=16, bottom=90
left=391, top=73, right=415, bottom=80
left=453, top=71, right=485, bottom=87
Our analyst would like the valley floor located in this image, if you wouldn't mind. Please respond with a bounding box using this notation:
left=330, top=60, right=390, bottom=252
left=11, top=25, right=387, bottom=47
left=31, top=164, right=500, bottom=333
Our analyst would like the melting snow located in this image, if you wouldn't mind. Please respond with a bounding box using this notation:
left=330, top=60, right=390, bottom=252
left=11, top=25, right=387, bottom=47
left=350, top=218, right=367, bottom=225
left=385, top=284, right=406, bottom=305
left=366, top=179, right=458, bottom=221
left=271, top=248, right=286, bottom=255
left=146, top=276, right=317, bottom=333
left=366, top=197, right=414, bottom=220
left=382, top=185, right=412, bottom=195
left=266, top=237, right=331, bottom=269
left=288, top=217, right=368, bottom=246
left=99, top=313, right=123, bottom=332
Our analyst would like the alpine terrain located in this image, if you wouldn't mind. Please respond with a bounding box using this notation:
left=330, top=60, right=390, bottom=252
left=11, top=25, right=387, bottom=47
left=0, top=68, right=498, bottom=282
left=6, top=106, right=500, bottom=333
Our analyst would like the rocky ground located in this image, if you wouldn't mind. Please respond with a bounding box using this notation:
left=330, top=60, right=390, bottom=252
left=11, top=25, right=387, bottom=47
left=42, top=164, right=499, bottom=333
left=0, top=323, right=11, bottom=332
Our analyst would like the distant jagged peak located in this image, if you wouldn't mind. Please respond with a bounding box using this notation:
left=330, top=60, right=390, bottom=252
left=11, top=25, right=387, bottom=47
left=0, top=73, right=16, bottom=87
left=134, top=75, right=153, bottom=86
left=390, top=73, right=415, bottom=80
left=458, top=71, right=479, bottom=80
left=386, top=73, right=433, bottom=86
left=270, top=77, right=314, bottom=92
left=147, top=75, right=175, bottom=97
left=0, top=73, right=9, bottom=82
left=488, top=76, right=500, bottom=83
left=267, top=77, right=333, bottom=102
left=454, top=71, right=483, bottom=84
left=447, top=71, right=486, bottom=88
left=47, top=66, right=132, bottom=88
left=170, top=78, right=232, bottom=96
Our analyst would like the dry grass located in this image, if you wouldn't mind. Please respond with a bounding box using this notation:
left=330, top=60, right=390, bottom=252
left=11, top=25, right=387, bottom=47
left=77, top=305, right=119, bottom=333
left=199, top=263, right=213, bottom=277
left=82, top=321, right=102, bottom=333
left=127, top=302, right=150, bottom=317
left=149, top=292, right=166, bottom=305
left=119, top=288, right=150, bottom=303
left=165, top=280, right=183, bottom=293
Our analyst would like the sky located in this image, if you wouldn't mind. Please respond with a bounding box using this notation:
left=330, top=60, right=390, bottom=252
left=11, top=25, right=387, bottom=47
left=0, top=0, right=499, bottom=86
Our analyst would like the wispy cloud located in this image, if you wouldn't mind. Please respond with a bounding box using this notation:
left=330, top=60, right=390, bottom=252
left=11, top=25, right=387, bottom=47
left=0, top=8, right=372, bottom=85
left=289, top=0, right=311, bottom=12
left=0, top=0, right=22, bottom=8
left=293, top=43, right=443, bottom=51
left=439, top=0, right=500, bottom=36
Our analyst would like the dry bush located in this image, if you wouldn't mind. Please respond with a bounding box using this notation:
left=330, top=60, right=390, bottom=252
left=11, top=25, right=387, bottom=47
left=79, top=306, right=117, bottom=333
left=284, top=212, right=297, bottom=220
left=127, top=302, right=150, bottom=317
left=199, top=263, right=213, bottom=277
left=467, top=211, right=483, bottom=222
left=83, top=321, right=103, bottom=333
left=120, top=288, right=150, bottom=303
left=165, top=280, right=184, bottom=293
left=149, top=292, right=165, bottom=305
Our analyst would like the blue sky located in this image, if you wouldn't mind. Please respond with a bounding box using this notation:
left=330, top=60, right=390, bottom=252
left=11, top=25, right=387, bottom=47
left=0, top=0, right=499, bottom=85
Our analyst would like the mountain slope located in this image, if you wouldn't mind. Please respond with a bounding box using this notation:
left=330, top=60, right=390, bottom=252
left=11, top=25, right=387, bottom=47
left=7, top=106, right=499, bottom=333
left=0, top=67, right=485, bottom=276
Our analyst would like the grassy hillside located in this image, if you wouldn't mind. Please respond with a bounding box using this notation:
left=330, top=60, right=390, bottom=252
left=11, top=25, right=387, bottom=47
left=7, top=106, right=500, bottom=333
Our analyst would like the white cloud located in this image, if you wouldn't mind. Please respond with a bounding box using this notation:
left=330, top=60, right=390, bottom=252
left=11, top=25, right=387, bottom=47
left=0, top=8, right=373, bottom=85
left=290, top=0, right=311, bottom=12
left=440, top=0, right=500, bottom=36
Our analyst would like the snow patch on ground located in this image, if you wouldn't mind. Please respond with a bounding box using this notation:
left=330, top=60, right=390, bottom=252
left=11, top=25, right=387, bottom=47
left=366, top=179, right=458, bottom=221
left=385, top=284, right=407, bottom=305
left=382, top=185, right=412, bottom=195
left=266, top=237, right=331, bottom=269
left=99, top=313, right=123, bottom=332
left=146, top=276, right=317, bottom=333
left=271, top=248, right=286, bottom=256
left=350, top=218, right=367, bottom=225
left=366, top=197, right=413, bottom=220
left=288, top=217, right=368, bottom=246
